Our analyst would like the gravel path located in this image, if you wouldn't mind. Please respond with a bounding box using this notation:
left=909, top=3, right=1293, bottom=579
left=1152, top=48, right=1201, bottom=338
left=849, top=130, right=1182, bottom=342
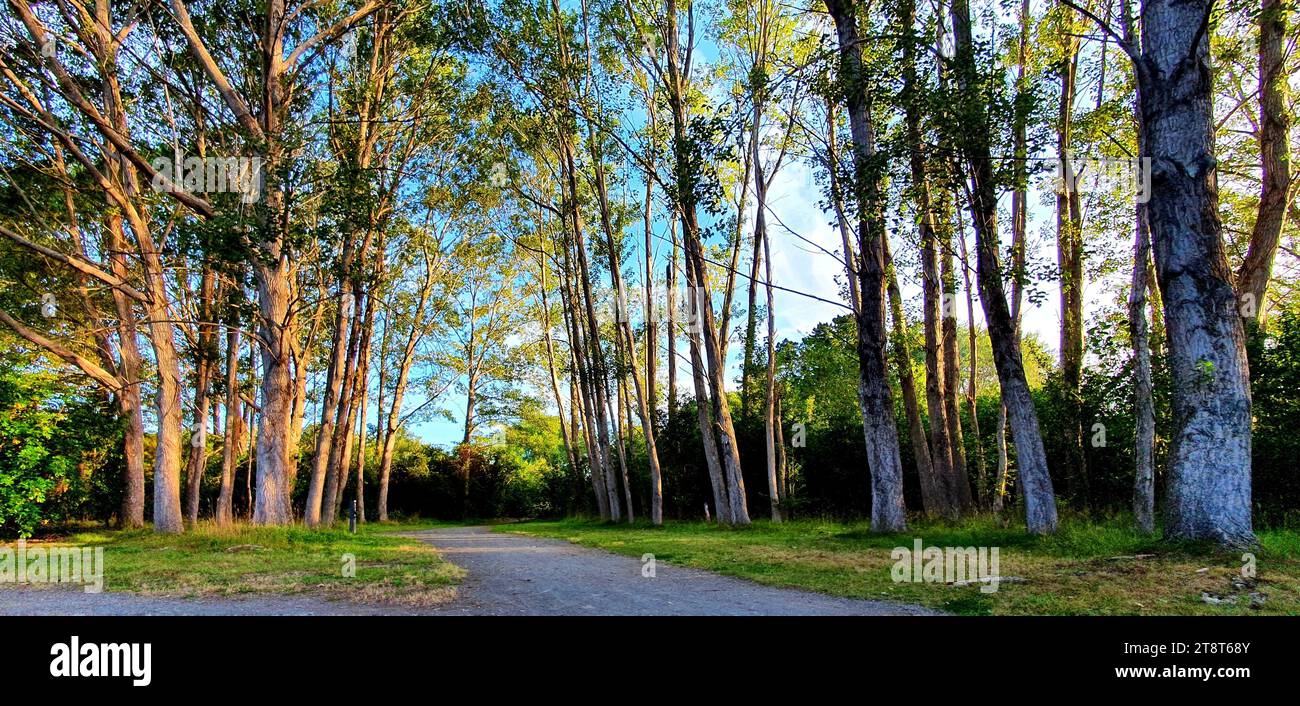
left=0, top=526, right=937, bottom=616
left=413, top=525, right=938, bottom=616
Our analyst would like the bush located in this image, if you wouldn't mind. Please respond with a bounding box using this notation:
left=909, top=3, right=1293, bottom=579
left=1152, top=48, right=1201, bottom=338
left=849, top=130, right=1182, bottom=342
left=0, top=357, right=122, bottom=537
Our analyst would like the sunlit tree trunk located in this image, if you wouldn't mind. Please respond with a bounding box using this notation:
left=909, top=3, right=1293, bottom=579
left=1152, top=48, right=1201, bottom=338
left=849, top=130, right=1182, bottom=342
left=939, top=209, right=970, bottom=505
left=1135, top=0, right=1253, bottom=545
left=665, top=0, right=748, bottom=524
left=305, top=270, right=354, bottom=526
left=885, top=238, right=939, bottom=515
left=185, top=266, right=216, bottom=524
left=1234, top=0, right=1292, bottom=329
left=825, top=0, right=907, bottom=532
left=897, top=0, right=955, bottom=515
left=950, top=0, right=1057, bottom=533
left=1056, top=17, right=1088, bottom=505
left=216, top=326, right=242, bottom=525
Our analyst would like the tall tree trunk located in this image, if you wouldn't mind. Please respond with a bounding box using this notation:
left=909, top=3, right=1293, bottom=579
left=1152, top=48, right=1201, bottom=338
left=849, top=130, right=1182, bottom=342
left=950, top=0, right=1057, bottom=533
left=1056, top=24, right=1088, bottom=505
left=346, top=281, right=379, bottom=522
left=353, top=354, right=369, bottom=524
left=251, top=100, right=294, bottom=523
left=885, top=238, right=941, bottom=515
left=324, top=285, right=366, bottom=523
left=184, top=361, right=211, bottom=524
left=592, top=134, right=664, bottom=524
left=665, top=0, right=748, bottom=524
left=666, top=217, right=679, bottom=419
left=825, top=0, right=907, bottom=532
left=304, top=272, right=354, bottom=526
left=1135, top=0, right=1253, bottom=545
left=746, top=44, right=783, bottom=522
left=535, top=250, right=580, bottom=518
left=559, top=246, right=611, bottom=520
left=898, top=0, right=955, bottom=515
left=996, top=0, right=1033, bottom=513
left=106, top=218, right=146, bottom=528
left=1130, top=193, right=1157, bottom=535
left=684, top=257, right=732, bottom=525
left=957, top=221, right=985, bottom=508
left=1119, top=0, right=1156, bottom=535
left=613, top=376, right=634, bottom=523
left=775, top=385, right=789, bottom=505
left=643, top=178, right=658, bottom=419
left=939, top=210, right=969, bottom=504
left=1234, top=0, right=1292, bottom=329
left=757, top=129, right=782, bottom=522
left=376, top=247, right=437, bottom=522
left=185, top=266, right=216, bottom=524
left=742, top=129, right=763, bottom=420
left=147, top=295, right=186, bottom=534
left=561, top=134, right=622, bottom=523
left=249, top=15, right=297, bottom=526
left=216, top=326, right=241, bottom=525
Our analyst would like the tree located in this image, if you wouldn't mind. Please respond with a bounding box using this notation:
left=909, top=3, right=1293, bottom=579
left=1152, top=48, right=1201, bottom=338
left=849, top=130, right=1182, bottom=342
left=1066, top=0, right=1255, bottom=545
left=1234, top=0, right=1292, bottom=329
left=170, top=0, right=382, bottom=525
left=948, top=0, right=1058, bottom=534
left=823, top=0, right=907, bottom=532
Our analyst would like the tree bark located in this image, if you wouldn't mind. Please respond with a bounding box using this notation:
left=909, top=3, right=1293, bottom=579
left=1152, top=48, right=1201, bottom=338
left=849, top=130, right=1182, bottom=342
left=950, top=0, right=1057, bottom=533
left=1130, top=196, right=1157, bottom=535
left=324, top=285, right=367, bottom=523
left=666, top=218, right=679, bottom=419
left=757, top=129, right=782, bottom=522
left=1234, top=0, right=1292, bottom=329
left=304, top=278, right=354, bottom=526
left=996, top=0, right=1032, bottom=514
left=958, top=222, right=985, bottom=509
left=185, top=265, right=216, bottom=524
left=665, top=0, right=749, bottom=524
left=898, top=0, right=956, bottom=516
left=885, top=238, right=941, bottom=515
left=939, top=214, right=970, bottom=505
left=1136, top=0, right=1254, bottom=545
left=1117, top=0, right=1157, bottom=535
left=216, top=326, right=241, bottom=525
left=825, top=0, right=908, bottom=532
left=1056, top=23, right=1088, bottom=505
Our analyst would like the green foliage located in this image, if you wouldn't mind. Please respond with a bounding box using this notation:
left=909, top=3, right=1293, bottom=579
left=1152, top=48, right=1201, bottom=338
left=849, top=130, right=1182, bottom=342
left=384, top=411, right=571, bottom=522
left=1250, top=302, right=1300, bottom=527
left=0, top=350, right=122, bottom=537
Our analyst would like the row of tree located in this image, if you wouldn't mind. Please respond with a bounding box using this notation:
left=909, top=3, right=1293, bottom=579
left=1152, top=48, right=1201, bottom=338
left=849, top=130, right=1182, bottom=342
left=0, top=0, right=1291, bottom=547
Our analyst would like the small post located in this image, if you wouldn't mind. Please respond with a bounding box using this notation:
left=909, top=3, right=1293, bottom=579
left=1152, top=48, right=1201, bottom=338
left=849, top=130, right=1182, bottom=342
left=349, top=500, right=357, bottom=534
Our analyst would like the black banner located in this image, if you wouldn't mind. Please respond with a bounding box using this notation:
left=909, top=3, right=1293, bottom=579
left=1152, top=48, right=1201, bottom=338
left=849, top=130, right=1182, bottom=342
left=2, top=616, right=1286, bottom=695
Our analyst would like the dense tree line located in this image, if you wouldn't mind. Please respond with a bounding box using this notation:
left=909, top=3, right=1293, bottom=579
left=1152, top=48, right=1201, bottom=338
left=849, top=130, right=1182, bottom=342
left=0, top=0, right=1293, bottom=546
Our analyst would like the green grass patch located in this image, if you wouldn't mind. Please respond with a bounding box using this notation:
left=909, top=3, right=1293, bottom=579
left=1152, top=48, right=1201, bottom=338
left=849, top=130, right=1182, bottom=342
left=11, top=520, right=462, bottom=606
left=498, top=515, right=1300, bottom=615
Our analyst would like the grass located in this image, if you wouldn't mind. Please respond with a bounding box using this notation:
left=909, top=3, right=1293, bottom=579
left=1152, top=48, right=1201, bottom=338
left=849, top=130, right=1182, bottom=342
left=8, top=520, right=463, bottom=607
left=498, top=515, right=1300, bottom=615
